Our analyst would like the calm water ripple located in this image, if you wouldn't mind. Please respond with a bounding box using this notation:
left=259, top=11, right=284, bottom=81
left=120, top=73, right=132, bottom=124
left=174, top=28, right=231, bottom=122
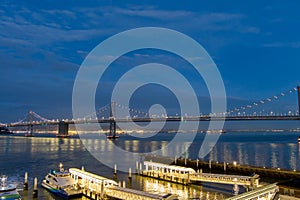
left=0, top=131, right=299, bottom=199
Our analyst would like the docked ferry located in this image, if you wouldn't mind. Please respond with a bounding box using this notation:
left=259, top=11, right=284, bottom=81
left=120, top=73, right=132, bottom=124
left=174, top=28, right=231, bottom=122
left=0, top=175, right=22, bottom=200
left=41, top=163, right=82, bottom=199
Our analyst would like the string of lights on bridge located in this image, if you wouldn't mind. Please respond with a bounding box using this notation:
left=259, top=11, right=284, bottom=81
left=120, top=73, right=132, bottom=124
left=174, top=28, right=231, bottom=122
left=81, top=102, right=149, bottom=120
left=10, top=110, right=51, bottom=126
left=83, top=104, right=111, bottom=120
left=1, top=87, right=298, bottom=126
left=83, top=87, right=299, bottom=119
left=104, top=87, right=298, bottom=118
left=115, top=103, right=149, bottom=117
left=224, top=87, right=298, bottom=117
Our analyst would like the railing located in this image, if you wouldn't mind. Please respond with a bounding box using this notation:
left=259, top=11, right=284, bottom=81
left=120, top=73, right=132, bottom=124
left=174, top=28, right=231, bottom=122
left=190, top=173, right=260, bottom=187
left=226, top=183, right=278, bottom=200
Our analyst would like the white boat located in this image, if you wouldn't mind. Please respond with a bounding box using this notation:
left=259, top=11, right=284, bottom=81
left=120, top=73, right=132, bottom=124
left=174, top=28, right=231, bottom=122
left=41, top=163, right=82, bottom=199
left=205, top=130, right=226, bottom=134
left=0, top=175, right=22, bottom=200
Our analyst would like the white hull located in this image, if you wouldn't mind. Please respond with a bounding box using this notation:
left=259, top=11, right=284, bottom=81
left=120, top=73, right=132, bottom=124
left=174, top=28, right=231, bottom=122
left=41, top=167, right=81, bottom=199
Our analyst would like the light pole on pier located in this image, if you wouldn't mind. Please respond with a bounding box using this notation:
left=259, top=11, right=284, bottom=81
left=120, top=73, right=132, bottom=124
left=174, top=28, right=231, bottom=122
left=297, top=86, right=300, bottom=116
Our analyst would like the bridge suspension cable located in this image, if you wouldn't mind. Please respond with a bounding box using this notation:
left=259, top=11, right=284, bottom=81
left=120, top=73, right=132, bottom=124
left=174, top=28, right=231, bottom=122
left=82, top=102, right=150, bottom=120
left=113, top=87, right=298, bottom=118
left=11, top=115, right=28, bottom=125
left=115, top=102, right=149, bottom=117
left=83, top=103, right=111, bottom=120
left=30, top=111, right=51, bottom=122
left=11, top=86, right=296, bottom=124
left=225, top=87, right=298, bottom=116
left=11, top=110, right=51, bottom=125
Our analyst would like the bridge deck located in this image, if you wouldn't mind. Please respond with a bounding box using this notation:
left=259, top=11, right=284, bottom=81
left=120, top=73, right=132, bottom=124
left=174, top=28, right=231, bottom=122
left=7, top=115, right=300, bottom=127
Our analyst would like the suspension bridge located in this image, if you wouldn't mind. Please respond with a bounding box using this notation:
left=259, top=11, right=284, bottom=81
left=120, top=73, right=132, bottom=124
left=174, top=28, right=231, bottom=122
left=1, top=86, right=300, bottom=136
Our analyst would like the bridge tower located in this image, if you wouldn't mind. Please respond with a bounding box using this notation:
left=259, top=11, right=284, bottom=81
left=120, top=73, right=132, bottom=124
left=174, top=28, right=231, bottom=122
left=26, top=111, right=34, bottom=137
left=108, top=101, right=118, bottom=139
left=297, top=86, right=300, bottom=116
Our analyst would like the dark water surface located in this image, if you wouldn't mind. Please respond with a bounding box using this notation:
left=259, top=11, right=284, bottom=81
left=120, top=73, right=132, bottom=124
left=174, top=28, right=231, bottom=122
left=1, top=130, right=299, bottom=199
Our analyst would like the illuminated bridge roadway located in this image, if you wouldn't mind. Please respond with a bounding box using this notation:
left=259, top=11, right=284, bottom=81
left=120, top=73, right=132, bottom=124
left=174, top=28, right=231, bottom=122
left=7, top=115, right=300, bottom=127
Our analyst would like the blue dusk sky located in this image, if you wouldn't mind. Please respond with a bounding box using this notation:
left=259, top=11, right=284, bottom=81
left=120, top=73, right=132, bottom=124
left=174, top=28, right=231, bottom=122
left=1, top=0, right=300, bottom=122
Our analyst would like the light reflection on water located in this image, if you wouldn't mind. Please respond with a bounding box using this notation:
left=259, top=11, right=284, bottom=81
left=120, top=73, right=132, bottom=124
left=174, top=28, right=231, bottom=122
left=138, top=177, right=229, bottom=200
left=79, top=132, right=300, bottom=171
left=199, top=133, right=300, bottom=170
left=0, top=131, right=300, bottom=199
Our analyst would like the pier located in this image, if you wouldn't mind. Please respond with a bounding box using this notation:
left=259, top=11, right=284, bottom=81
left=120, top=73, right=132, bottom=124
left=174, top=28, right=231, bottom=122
left=140, top=160, right=282, bottom=200
left=142, top=161, right=260, bottom=189
left=173, top=157, right=300, bottom=180
left=68, top=168, right=177, bottom=200
left=143, top=155, right=300, bottom=180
